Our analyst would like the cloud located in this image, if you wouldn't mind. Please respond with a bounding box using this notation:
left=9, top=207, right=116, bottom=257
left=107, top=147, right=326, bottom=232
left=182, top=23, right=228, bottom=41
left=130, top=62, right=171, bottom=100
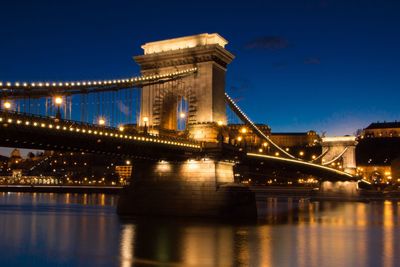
left=245, top=36, right=289, bottom=50
left=304, top=57, right=321, bottom=65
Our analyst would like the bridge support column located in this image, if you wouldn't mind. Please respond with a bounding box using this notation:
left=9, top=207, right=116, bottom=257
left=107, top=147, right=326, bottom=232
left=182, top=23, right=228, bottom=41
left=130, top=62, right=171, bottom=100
left=319, top=181, right=359, bottom=198
left=134, top=33, right=234, bottom=142
left=117, top=159, right=257, bottom=219
left=321, top=136, right=358, bottom=175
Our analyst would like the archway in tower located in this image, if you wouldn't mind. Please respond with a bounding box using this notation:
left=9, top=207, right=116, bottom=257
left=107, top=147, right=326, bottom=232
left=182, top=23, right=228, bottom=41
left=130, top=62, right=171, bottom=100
left=159, top=93, right=189, bottom=132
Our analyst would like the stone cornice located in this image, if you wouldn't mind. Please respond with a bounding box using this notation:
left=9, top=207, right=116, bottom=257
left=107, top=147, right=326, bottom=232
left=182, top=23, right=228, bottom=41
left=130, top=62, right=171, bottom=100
left=134, top=44, right=235, bottom=70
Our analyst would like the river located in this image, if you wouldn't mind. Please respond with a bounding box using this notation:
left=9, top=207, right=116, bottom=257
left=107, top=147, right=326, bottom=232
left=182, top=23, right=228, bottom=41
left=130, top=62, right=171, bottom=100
left=0, top=192, right=399, bottom=267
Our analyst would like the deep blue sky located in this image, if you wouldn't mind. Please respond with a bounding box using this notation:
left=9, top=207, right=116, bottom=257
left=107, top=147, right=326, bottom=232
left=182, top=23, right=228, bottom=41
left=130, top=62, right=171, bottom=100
left=1, top=0, right=399, bottom=138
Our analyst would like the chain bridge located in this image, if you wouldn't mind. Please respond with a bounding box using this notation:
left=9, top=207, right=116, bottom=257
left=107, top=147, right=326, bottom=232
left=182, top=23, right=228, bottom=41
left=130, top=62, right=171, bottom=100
left=0, top=33, right=357, bottom=218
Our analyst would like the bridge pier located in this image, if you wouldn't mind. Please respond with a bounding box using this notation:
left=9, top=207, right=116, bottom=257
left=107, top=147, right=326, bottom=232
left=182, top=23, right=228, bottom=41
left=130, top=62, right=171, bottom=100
left=117, top=159, right=257, bottom=219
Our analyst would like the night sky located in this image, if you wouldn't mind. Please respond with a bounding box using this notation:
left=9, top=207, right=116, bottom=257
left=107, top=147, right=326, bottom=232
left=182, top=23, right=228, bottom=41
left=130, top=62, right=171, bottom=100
left=1, top=0, right=399, bottom=142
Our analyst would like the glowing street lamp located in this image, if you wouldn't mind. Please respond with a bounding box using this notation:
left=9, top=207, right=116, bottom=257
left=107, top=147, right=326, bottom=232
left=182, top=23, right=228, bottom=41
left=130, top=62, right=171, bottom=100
left=179, top=112, right=186, bottom=119
left=240, top=127, right=247, bottom=134
left=119, top=126, right=124, bottom=132
left=98, top=118, right=106, bottom=126
left=217, top=120, right=223, bottom=126
left=3, top=101, right=11, bottom=110
left=54, top=96, right=63, bottom=119
left=54, top=96, right=63, bottom=105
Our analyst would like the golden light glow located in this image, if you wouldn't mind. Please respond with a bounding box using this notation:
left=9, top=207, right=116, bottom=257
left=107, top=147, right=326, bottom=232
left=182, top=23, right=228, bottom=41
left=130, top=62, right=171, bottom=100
left=275, top=152, right=280, bottom=156
left=179, top=112, right=186, bottom=119
left=312, top=155, right=317, bottom=159
left=141, top=33, right=227, bottom=54
left=240, top=127, right=247, bottom=134
left=217, top=120, right=223, bottom=126
left=299, top=151, right=304, bottom=156
left=98, top=118, right=106, bottom=125
left=54, top=96, right=63, bottom=105
left=262, top=142, right=268, bottom=147
left=237, top=136, right=243, bottom=141
left=143, top=117, right=149, bottom=123
left=119, top=126, right=124, bottom=132
left=3, top=101, right=11, bottom=109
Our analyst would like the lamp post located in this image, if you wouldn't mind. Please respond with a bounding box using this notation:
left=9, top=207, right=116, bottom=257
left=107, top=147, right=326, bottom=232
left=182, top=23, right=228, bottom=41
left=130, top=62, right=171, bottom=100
left=216, top=120, right=224, bottom=144
left=143, top=117, right=148, bottom=134
left=240, top=127, right=248, bottom=151
left=237, top=136, right=243, bottom=147
left=54, top=96, right=63, bottom=119
left=179, top=112, right=186, bottom=131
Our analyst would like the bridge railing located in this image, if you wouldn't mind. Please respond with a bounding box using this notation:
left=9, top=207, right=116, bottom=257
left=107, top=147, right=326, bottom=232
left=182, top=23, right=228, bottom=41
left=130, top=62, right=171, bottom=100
left=0, top=109, right=202, bottom=148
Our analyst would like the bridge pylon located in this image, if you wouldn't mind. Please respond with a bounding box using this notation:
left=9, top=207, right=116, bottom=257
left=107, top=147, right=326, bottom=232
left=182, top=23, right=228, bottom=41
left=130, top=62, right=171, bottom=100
left=134, top=33, right=234, bottom=142
left=321, top=136, right=358, bottom=175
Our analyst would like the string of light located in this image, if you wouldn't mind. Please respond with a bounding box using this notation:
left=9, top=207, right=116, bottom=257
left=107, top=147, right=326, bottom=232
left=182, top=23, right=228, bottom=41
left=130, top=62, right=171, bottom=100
left=0, top=112, right=201, bottom=150
left=224, top=92, right=296, bottom=159
left=0, top=68, right=197, bottom=90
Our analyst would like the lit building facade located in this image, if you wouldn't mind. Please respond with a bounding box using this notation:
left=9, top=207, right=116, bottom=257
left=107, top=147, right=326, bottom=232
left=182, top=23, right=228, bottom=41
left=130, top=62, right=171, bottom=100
left=357, top=121, right=400, bottom=183
left=270, top=131, right=320, bottom=148
left=361, top=121, right=400, bottom=138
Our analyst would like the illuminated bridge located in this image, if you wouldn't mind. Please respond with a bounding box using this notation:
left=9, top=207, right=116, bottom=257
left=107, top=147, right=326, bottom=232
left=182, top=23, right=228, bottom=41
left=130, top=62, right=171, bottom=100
left=0, top=33, right=357, bottom=218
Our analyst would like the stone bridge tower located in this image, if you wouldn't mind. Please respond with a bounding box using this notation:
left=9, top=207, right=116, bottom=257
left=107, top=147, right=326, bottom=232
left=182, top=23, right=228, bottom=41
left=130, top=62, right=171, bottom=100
left=134, top=33, right=234, bottom=142
left=321, top=136, right=358, bottom=175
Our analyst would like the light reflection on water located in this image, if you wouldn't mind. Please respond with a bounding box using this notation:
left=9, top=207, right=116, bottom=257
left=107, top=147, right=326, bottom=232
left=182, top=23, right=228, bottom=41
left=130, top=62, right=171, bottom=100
left=0, top=193, right=399, bottom=267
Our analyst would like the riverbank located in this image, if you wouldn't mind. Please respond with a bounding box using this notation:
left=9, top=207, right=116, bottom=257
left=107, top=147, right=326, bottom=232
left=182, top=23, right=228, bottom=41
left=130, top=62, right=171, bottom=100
left=0, top=185, right=122, bottom=194
left=2, top=184, right=400, bottom=201
left=251, top=185, right=400, bottom=201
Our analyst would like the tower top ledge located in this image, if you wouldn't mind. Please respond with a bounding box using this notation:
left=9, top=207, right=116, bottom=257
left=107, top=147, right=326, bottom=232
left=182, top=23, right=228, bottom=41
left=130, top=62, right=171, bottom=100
left=322, top=136, right=357, bottom=143
left=141, top=33, right=228, bottom=55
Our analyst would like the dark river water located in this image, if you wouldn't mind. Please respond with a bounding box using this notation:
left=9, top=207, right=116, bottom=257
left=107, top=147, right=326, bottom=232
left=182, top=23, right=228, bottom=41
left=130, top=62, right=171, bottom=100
left=0, top=192, right=399, bottom=267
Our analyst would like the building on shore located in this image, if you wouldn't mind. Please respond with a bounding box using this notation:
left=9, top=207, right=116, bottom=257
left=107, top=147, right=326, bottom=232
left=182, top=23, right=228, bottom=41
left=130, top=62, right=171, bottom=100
left=356, top=121, right=400, bottom=183
left=226, top=124, right=321, bottom=160
left=270, top=131, right=320, bottom=148
left=361, top=121, right=400, bottom=138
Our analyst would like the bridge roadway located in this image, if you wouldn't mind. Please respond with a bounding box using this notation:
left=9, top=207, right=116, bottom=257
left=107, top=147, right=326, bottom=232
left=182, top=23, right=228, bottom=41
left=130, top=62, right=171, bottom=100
left=0, top=110, right=201, bottom=160
left=0, top=110, right=356, bottom=181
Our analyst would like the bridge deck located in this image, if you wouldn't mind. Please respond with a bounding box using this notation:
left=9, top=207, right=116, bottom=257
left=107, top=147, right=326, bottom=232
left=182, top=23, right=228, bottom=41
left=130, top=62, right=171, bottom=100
left=0, top=110, right=201, bottom=159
